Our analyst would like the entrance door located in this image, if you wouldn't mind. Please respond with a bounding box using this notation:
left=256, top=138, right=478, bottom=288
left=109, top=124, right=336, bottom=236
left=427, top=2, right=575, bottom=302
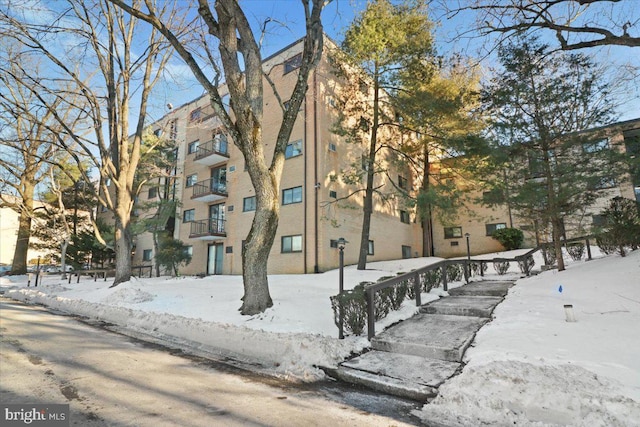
left=208, top=203, right=225, bottom=234
left=207, top=244, right=224, bottom=275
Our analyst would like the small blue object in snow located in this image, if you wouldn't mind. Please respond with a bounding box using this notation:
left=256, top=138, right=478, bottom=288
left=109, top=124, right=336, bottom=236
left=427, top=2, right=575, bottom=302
left=558, top=285, right=563, bottom=293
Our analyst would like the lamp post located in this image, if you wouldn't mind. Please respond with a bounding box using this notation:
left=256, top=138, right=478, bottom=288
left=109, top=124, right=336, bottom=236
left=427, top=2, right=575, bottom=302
left=465, top=233, right=471, bottom=283
left=337, top=237, right=348, bottom=339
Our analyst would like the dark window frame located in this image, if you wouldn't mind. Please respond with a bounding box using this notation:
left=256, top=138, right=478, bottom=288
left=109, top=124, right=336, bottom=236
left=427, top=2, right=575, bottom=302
left=400, top=210, right=410, bottom=224
left=285, top=140, right=303, bottom=159
left=142, top=249, right=152, bottom=261
left=402, top=245, right=412, bottom=259
left=187, top=140, right=199, bottom=154
left=243, top=196, right=256, bottom=212
left=183, top=209, right=195, bottom=223
left=281, top=235, right=303, bottom=253
left=486, top=223, right=507, bottom=236
left=282, top=186, right=303, bottom=205
left=444, top=226, right=463, bottom=239
left=284, top=53, right=303, bottom=74
left=186, top=174, right=198, bottom=187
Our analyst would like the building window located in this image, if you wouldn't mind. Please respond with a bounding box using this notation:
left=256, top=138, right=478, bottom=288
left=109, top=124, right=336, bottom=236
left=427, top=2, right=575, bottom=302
left=368, top=240, right=375, bottom=255
left=486, top=223, right=507, bottom=236
left=282, top=235, right=302, bottom=253
left=148, top=187, right=157, bottom=199
left=583, top=138, right=609, bottom=153
left=183, top=209, right=195, bottom=223
left=450, top=241, right=459, bottom=246
left=189, top=108, right=202, bottom=122
left=184, top=246, right=193, bottom=257
left=227, top=205, right=234, bottom=212
left=330, top=239, right=339, bottom=248
left=188, top=140, right=199, bottom=154
left=284, top=53, right=302, bottom=74
left=142, top=249, right=152, bottom=262
left=243, top=196, right=256, bottom=212
left=225, top=246, right=233, bottom=254
left=592, top=214, right=607, bottom=226
left=402, top=245, right=412, bottom=259
left=153, top=128, right=163, bottom=137
left=282, top=186, right=303, bottom=205
left=329, top=190, right=337, bottom=199
left=328, top=142, right=337, bottom=152
left=398, top=175, right=408, bottom=190
left=400, top=210, right=410, bottom=224
left=444, top=226, right=462, bottom=239
left=285, top=140, right=303, bottom=159
left=186, top=174, right=197, bottom=187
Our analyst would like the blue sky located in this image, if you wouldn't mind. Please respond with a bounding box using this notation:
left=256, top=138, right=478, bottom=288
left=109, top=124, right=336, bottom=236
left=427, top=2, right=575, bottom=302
left=148, top=0, right=639, bottom=123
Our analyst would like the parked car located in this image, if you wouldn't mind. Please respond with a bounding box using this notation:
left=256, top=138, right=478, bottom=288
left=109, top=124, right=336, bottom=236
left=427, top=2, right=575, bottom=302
left=0, top=265, right=11, bottom=276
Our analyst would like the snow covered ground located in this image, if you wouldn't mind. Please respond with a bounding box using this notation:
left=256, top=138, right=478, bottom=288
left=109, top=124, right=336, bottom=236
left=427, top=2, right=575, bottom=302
left=2, top=249, right=639, bottom=426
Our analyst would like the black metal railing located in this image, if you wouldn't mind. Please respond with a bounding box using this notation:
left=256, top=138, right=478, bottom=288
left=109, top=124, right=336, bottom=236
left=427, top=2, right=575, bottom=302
left=190, top=217, right=226, bottom=237
left=362, top=249, right=539, bottom=340
left=192, top=178, right=227, bottom=198
left=194, top=138, right=229, bottom=161
left=357, top=234, right=597, bottom=340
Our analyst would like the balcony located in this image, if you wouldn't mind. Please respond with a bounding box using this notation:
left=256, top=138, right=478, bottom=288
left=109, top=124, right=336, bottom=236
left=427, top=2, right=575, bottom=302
left=189, top=218, right=226, bottom=240
left=194, top=137, right=229, bottom=166
left=192, top=178, right=227, bottom=202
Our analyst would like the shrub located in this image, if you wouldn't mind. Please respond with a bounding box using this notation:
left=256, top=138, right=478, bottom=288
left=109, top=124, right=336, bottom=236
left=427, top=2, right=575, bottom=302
left=595, top=233, right=618, bottom=255
left=566, top=242, right=585, bottom=261
left=517, top=255, right=535, bottom=274
left=493, top=261, right=510, bottom=275
left=330, top=284, right=367, bottom=336
left=491, top=228, right=524, bottom=250
left=596, top=197, right=640, bottom=256
left=541, top=244, right=556, bottom=266
left=446, top=264, right=463, bottom=282
left=423, top=269, right=442, bottom=291
left=470, top=261, right=488, bottom=276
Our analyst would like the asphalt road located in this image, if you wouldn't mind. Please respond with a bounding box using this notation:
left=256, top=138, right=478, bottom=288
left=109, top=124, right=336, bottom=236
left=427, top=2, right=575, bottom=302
left=0, top=298, right=424, bottom=426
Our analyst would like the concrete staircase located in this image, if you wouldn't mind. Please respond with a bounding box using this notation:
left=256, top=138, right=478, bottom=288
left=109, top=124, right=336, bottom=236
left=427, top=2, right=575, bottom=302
left=324, top=280, right=514, bottom=401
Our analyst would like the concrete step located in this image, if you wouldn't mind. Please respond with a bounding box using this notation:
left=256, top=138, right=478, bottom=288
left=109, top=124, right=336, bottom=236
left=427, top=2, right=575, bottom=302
left=371, top=313, right=488, bottom=362
left=448, top=281, right=514, bottom=297
left=328, top=351, right=461, bottom=401
left=420, top=295, right=503, bottom=318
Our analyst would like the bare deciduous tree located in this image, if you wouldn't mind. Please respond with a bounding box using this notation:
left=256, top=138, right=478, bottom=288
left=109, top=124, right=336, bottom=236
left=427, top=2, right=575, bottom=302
left=1, top=0, right=174, bottom=285
left=107, top=0, right=326, bottom=314
left=445, top=0, right=639, bottom=51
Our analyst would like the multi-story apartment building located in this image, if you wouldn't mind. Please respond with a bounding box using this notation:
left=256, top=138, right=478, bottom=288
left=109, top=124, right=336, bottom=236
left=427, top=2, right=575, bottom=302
left=430, top=117, right=640, bottom=258
left=127, top=38, right=421, bottom=275
left=113, top=36, right=639, bottom=275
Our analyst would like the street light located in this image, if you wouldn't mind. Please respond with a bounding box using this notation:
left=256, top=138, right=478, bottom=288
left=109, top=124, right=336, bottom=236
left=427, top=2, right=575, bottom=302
left=337, top=237, right=348, bottom=339
left=465, top=233, right=471, bottom=283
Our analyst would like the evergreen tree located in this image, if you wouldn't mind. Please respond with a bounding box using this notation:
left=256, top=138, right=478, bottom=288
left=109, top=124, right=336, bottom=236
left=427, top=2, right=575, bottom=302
left=481, top=36, right=623, bottom=270
left=332, top=0, right=434, bottom=269
left=396, top=56, right=487, bottom=256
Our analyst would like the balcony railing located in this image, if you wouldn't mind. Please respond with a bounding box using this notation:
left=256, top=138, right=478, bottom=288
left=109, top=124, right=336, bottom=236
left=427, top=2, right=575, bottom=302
left=189, top=218, right=226, bottom=240
left=191, top=178, right=227, bottom=202
left=194, top=137, right=229, bottom=166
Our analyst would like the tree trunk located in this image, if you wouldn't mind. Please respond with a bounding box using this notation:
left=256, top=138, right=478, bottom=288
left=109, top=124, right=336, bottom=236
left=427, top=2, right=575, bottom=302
left=357, top=66, right=380, bottom=270
left=11, top=208, right=32, bottom=275
left=111, top=212, right=132, bottom=287
left=240, top=171, right=276, bottom=314
left=551, top=216, right=566, bottom=271
left=421, top=146, right=433, bottom=257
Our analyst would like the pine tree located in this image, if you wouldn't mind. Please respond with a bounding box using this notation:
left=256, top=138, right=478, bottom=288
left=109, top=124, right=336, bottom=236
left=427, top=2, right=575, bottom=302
left=482, top=36, right=622, bottom=270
